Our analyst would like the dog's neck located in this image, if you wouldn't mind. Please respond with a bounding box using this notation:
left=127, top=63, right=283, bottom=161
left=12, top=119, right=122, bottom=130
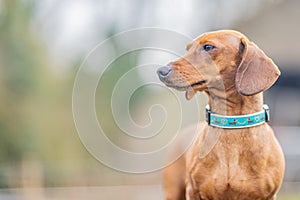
left=206, top=89, right=264, bottom=116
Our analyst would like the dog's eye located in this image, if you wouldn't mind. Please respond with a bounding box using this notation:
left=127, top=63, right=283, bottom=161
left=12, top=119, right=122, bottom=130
left=202, top=44, right=216, bottom=52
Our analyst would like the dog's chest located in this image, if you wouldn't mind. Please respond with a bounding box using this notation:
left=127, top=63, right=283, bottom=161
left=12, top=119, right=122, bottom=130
left=185, top=132, right=277, bottom=199
left=187, top=169, right=275, bottom=200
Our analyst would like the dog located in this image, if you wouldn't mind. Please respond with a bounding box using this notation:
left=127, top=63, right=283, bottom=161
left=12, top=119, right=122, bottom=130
left=157, top=30, right=285, bottom=200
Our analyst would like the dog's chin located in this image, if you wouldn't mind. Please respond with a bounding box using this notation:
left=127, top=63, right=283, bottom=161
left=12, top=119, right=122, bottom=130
left=163, top=80, right=207, bottom=100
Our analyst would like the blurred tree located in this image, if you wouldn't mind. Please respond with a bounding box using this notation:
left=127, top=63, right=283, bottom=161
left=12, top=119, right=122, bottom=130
left=0, top=0, right=85, bottom=187
left=0, top=0, right=40, bottom=161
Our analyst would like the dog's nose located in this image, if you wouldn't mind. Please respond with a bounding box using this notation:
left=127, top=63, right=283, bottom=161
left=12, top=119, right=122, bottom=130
left=157, top=66, right=172, bottom=77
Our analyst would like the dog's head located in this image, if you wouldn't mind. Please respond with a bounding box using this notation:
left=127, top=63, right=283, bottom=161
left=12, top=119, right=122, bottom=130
left=157, top=30, right=280, bottom=100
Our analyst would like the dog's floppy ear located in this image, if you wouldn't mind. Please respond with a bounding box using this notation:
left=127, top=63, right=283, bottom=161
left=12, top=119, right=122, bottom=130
left=235, top=38, right=281, bottom=96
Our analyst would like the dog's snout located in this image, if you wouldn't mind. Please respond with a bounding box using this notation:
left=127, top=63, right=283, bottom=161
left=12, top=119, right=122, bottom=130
left=157, top=66, right=172, bottom=77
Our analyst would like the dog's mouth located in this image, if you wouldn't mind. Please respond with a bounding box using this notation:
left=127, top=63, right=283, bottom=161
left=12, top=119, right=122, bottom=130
left=190, top=80, right=207, bottom=88
left=163, top=79, right=207, bottom=100
left=167, top=80, right=207, bottom=90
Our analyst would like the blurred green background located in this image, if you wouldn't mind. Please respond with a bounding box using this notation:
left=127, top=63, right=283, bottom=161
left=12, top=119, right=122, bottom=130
left=0, top=0, right=299, bottom=199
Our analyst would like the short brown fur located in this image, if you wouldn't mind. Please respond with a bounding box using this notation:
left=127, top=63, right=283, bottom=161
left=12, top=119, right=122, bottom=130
left=157, top=30, right=284, bottom=200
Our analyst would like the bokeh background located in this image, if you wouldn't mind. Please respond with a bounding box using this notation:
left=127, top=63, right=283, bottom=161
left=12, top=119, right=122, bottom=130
left=0, top=0, right=299, bottom=199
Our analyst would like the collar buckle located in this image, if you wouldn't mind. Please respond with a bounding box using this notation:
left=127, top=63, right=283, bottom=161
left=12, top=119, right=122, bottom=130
left=263, top=104, right=270, bottom=122
left=205, top=104, right=211, bottom=124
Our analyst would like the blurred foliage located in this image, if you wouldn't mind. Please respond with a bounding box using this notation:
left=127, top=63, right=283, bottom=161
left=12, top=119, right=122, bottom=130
left=0, top=0, right=146, bottom=188
left=0, top=0, right=39, bottom=161
left=0, top=0, right=87, bottom=187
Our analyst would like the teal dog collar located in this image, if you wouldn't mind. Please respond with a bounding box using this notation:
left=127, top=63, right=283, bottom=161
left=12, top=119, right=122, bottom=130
left=206, top=104, right=270, bottom=129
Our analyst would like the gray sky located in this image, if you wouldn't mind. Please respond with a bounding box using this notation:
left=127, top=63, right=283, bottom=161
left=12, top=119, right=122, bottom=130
left=33, top=0, right=268, bottom=71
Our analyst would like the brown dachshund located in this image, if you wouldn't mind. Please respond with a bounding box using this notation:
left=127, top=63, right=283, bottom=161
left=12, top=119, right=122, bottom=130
left=157, top=30, right=285, bottom=200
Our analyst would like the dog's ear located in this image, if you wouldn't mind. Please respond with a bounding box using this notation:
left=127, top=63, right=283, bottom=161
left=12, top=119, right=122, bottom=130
left=235, top=38, right=281, bottom=96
